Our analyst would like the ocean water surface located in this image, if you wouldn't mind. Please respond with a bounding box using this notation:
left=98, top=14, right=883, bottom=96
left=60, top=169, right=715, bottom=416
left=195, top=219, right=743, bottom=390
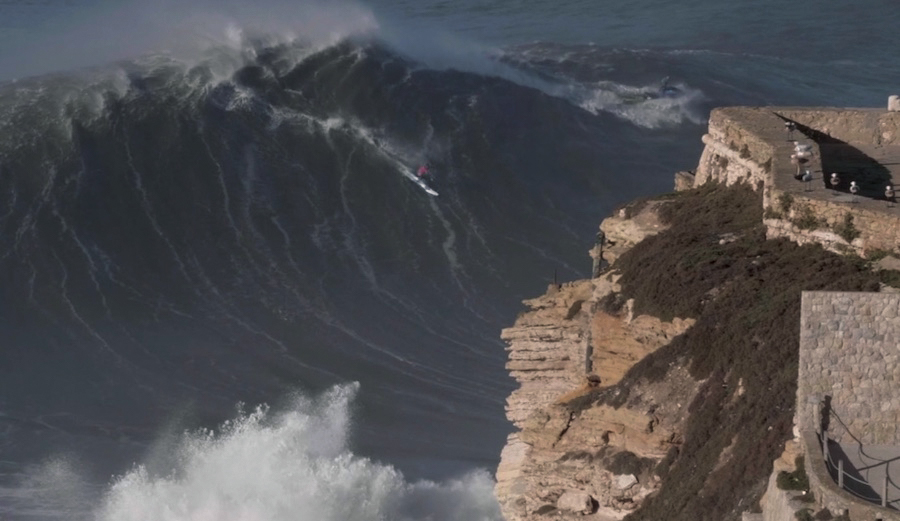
left=1, top=0, right=898, bottom=519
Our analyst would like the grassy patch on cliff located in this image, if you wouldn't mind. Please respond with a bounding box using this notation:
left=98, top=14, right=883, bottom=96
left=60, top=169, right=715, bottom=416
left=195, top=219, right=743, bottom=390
left=594, top=183, right=880, bottom=521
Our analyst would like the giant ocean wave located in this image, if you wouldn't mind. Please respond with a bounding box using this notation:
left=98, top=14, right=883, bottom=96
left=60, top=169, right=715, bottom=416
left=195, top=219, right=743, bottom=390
left=0, top=22, right=703, bottom=520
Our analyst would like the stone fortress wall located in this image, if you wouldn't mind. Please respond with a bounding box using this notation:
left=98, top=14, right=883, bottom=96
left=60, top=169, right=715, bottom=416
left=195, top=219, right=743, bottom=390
left=798, top=291, right=900, bottom=446
left=794, top=291, right=900, bottom=521
left=689, top=105, right=900, bottom=257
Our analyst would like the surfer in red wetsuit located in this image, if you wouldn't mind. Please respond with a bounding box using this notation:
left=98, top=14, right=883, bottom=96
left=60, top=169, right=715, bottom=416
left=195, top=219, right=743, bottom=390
left=416, top=164, right=430, bottom=178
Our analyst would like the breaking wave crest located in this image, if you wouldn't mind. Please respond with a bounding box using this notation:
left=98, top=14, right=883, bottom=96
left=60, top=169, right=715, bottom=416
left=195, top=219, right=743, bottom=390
left=96, top=384, right=501, bottom=521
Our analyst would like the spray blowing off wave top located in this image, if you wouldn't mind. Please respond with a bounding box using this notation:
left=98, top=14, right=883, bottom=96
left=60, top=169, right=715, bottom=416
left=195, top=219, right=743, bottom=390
left=95, top=384, right=501, bottom=521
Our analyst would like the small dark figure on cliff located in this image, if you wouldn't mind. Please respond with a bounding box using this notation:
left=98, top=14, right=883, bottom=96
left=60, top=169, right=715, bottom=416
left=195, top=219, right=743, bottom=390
left=591, top=230, right=607, bottom=278
left=784, top=121, right=796, bottom=141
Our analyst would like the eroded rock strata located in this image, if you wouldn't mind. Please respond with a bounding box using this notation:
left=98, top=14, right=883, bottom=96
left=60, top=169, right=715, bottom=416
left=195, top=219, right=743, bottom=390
left=495, top=202, right=699, bottom=521
left=495, top=179, right=890, bottom=521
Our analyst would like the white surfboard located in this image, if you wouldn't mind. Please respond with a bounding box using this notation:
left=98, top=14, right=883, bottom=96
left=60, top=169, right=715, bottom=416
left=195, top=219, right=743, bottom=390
left=402, top=168, right=438, bottom=196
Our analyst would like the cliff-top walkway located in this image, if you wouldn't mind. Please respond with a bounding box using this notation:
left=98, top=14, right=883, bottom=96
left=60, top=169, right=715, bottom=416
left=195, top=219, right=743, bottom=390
left=828, top=441, right=900, bottom=510
left=695, top=106, right=900, bottom=255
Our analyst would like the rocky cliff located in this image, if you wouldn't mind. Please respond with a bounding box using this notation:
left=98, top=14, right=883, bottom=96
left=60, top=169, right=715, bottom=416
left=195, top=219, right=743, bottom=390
left=495, top=200, right=698, bottom=521
left=494, top=180, right=887, bottom=521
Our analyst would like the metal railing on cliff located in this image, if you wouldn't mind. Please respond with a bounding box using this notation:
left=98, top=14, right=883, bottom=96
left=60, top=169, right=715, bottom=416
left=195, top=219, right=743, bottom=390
left=816, top=399, right=898, bottom=509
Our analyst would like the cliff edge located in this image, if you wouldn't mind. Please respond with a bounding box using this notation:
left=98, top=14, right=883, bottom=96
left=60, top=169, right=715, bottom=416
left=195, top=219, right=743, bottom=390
left=495, top=137, right=897, bottom=520
left=495, top=200, right=699, bottom=521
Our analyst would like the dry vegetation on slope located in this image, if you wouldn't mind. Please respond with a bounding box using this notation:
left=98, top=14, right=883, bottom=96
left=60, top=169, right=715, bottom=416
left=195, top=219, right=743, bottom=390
left=571, top=183, right=884, bottom=521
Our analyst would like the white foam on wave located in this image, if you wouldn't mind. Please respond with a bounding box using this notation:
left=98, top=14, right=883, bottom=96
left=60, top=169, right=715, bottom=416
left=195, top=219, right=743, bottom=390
left=576, top=79, right=707, bottom=128
left=96, top=383, right=501, bottom=521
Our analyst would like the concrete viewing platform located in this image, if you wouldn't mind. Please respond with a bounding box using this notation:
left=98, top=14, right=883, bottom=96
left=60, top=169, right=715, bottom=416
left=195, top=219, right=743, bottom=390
left=775, top=135, right=900, bottom=209
left=694, top=106, right=900, bottom=255
left=828, top=441, right=900, bottom=510
left=714, top=106, right=900, bottom=205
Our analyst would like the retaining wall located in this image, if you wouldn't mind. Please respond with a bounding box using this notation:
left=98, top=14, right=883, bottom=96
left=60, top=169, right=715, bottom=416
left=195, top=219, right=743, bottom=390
left=798, top=291, right=900, bottom=446
left=693, top=107, right=900, bottom=257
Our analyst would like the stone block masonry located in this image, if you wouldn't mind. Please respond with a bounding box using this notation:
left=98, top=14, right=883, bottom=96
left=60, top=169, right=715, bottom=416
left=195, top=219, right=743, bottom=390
left=798, top=291, right=900, bottom=446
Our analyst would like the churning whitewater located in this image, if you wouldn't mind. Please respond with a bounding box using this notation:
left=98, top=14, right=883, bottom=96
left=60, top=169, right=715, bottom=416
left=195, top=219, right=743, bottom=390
left=95, top=384, right=501, bottom=521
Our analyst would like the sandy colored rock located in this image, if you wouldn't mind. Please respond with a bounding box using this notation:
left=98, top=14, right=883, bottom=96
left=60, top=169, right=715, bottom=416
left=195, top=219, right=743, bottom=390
left=598, top=202, right=669, bottom=266
left=613, top=474, right=637, bottom=491
left=590, top=311, right=694, bottom=388
left=495, top=196, right=698, bottom=521
left=557, top=490, right=595, bottom=515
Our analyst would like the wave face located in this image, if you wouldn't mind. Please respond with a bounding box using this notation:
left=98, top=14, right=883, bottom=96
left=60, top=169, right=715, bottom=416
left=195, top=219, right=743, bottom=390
left=15, top=0, right=897, bottom=513
left=0, top=29, right=708, bottom=519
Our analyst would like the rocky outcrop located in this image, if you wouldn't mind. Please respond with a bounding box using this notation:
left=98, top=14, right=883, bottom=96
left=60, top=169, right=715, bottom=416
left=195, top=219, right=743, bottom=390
left=496, top=361, right=700, bottom=521
left=501, top=280, right=593, bottom=429
left=495, top=202, right=699, bottom=521
left=497, top=105, right=900, bottom=521
left=757, top=440, right=810, bottom=521
left=590, top=307, right=694, bottom=388
left=594, top=201, right=669, bottom=267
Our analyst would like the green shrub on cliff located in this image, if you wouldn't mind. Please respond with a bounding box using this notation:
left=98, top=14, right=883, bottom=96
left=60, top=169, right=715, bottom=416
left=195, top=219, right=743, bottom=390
left=832, top=213, right=860, bottom=243
left=578, top=183, right=880, bottom=521
left=778, top=193, right=794, bottom=214
left=776, top=456, right=809, bottom=491
left=791, top=204, right=820, bottom=230
left=795, top=508, right=814, bottom=521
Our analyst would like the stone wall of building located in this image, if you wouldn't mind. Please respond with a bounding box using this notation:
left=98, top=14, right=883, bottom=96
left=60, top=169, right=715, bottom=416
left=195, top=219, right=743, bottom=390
left=763, top=189, right=900, bottom=256
left=798, top=291, right=900, bottom=446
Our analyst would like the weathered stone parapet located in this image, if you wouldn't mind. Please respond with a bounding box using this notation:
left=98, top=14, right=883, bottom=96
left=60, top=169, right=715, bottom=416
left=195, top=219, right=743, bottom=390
left=695, top=133, right=771, bottom=187
left=764, top=188, right=900, bottom=258
left=765, top=217, right=862, bottom=256
left=776, top=108, right=900, bottom=146
left=694, top=106, right=900, bottom=256
left=694, top=107, right=824, bottom=193
left=798, top=292, right=900, bottom=446
left=800, top=430, right=900, bottom=521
